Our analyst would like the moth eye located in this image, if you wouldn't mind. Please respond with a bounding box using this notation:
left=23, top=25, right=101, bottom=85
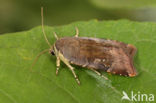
left=51, top=51, right=55, bottom=55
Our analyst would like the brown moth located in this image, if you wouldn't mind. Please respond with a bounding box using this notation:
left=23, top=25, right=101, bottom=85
left=32, top=7, right=137, bottom=85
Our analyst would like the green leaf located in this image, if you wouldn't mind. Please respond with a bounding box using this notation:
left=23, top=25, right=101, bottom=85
left=0, top=20, right=156, bottom=103
left=88, top=0, right=156, bottom=9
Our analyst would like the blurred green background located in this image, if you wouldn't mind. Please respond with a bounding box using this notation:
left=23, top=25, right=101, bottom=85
left=1, top=0, right=156, bottom=34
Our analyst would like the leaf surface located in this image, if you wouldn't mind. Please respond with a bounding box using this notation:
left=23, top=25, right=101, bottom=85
left=0, top=20, right=156, bottom=103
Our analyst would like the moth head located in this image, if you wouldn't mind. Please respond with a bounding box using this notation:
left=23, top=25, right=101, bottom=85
left=49, top=46, right=55, bottom=55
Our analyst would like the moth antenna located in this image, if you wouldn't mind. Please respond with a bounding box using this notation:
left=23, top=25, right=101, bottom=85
left=53, top=32, right=59, bottom=40
left=41, top=7, right=51, bottom=47
left=30, top=49, right=49, bottom=72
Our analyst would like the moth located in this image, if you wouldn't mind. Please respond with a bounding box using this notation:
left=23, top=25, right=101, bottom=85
left=32, top=8, right=137, bottom=85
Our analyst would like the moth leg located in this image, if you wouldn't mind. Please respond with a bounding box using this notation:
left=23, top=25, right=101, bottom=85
left=54, top=45, right=80, bottom=85
left=58, top=52, right=80, bottom=85
left=56, top=56, right=60, bottom=75
left=75, top=27, right=79, bottom=37
left=65, top=63, right=80, bottom=85
left=89, top=68, right=108, bottom=80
